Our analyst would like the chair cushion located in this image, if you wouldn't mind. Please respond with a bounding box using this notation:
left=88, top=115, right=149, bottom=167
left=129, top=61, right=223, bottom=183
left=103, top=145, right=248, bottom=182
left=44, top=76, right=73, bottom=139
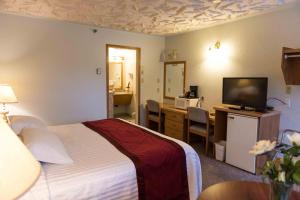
left=189, top=124, right=207, bottom=133
left=148, top=114, right=159, bottom=122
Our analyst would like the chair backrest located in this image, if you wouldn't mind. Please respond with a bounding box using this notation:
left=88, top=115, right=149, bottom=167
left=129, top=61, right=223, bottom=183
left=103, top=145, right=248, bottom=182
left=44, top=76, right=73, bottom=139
left=187, top=107, right=209, bottom=124
left=147, top=100, right=160, bottom=113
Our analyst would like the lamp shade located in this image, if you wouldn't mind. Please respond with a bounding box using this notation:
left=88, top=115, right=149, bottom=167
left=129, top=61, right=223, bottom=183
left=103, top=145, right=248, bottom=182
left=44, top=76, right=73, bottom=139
left=0, top=120, right=40, bottom=200
left=0, top=84, right=18, bottom=103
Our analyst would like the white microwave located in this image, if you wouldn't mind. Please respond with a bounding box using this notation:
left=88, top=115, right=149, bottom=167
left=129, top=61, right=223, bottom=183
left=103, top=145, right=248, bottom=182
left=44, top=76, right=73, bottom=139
left=175, top=97, right=199, bottom=110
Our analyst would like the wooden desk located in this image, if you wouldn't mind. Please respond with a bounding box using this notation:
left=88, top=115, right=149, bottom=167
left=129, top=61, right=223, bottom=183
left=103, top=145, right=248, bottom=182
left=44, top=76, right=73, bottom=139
left=161, top=103, right=215, bottom=124
left=160, top=103, right=215, bottom=141
left=146, top=103, right=281, bottom=173
left=199, top=181, right=300, bottom=200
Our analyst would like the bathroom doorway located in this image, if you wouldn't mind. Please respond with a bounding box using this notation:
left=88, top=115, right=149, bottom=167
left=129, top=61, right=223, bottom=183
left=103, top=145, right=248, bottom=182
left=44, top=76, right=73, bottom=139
left=106, top=44, right=141, bottom=124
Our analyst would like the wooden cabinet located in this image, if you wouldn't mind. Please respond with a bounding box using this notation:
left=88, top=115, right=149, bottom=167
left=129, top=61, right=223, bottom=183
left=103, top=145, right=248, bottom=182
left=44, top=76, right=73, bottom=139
left=164, top=110, right=185, bottom=141
left=108, top=91, right=114, bottom=118
left=113, top=92, right=133, bottom=106
left=281, top=47, right=300, bottom=85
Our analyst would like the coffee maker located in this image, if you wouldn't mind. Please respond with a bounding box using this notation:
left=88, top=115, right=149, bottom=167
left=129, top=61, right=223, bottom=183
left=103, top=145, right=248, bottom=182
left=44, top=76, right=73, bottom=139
left=189, top=85, right=198, bottom=98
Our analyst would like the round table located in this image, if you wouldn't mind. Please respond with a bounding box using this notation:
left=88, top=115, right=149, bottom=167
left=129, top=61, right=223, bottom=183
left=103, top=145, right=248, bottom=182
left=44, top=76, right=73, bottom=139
left=199, top=181, right=300, bottom=200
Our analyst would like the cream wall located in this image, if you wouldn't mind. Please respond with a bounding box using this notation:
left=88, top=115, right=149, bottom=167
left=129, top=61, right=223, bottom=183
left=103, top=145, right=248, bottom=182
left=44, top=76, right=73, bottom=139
left=0, top=13, right=164, bottom=125
left=166, top=5, right=300, bottom=131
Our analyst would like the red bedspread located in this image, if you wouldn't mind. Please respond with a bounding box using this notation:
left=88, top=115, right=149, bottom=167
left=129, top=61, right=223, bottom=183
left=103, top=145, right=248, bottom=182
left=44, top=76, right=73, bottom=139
left=83, top=119, right=189, bottom=200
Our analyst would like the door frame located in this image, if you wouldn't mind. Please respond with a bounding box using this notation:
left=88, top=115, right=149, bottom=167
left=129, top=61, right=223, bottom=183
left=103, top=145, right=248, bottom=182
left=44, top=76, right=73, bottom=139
left=106, top=44, right=141, bottom=124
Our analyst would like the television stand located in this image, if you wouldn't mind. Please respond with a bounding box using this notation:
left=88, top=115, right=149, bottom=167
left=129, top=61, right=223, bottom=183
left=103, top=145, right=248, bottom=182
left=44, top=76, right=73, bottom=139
left=228, top=106, right=242, bottom=111
left=228, top=106, right=259, bottom=112
left=227, top=105, right=246, bottom=111
left=213, top=105, right=281, bottom=174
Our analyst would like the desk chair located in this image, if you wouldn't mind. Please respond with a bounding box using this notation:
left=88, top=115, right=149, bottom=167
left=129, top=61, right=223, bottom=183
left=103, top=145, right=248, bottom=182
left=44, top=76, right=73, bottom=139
left=187, top=107, right=214, bottom=155
left=146, top=100, right=162, bottom=133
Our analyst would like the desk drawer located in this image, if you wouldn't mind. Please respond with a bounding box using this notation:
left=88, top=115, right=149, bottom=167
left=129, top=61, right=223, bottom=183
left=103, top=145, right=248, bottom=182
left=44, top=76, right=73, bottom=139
left=165, top=126, right=183, bottom=141
left=165, top=119, right=184, bottom=130
left=165, top=110, right=185, bottom=122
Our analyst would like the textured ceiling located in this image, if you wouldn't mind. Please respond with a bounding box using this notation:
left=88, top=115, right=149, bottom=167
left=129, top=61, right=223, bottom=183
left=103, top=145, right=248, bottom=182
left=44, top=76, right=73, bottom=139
left=0, top=0, right=298, bottom=35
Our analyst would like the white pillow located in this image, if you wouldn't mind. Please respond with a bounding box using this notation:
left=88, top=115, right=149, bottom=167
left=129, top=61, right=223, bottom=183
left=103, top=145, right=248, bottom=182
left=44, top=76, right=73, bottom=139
left=22, top=128, right=73, bottom=164
left=9, top=115, right=46, bottom=135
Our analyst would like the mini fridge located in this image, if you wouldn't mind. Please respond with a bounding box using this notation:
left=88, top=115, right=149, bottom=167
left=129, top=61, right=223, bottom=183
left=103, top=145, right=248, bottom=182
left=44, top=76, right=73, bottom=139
left=225, top=113, right=258, bottom=173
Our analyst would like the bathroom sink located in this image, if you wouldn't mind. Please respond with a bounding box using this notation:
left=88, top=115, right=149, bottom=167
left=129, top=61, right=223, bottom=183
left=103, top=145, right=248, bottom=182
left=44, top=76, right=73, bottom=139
left=113, top=92, right=133, bottom=106
left=114, top=91, right=131, bottom=95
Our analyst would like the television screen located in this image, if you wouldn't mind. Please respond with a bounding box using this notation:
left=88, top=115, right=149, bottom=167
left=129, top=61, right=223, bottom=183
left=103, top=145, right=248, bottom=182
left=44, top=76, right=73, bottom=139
left=222, top=77, right=268, bottom=110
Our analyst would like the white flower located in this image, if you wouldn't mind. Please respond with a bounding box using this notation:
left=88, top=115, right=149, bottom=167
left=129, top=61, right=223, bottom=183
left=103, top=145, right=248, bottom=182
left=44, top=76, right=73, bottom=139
left=278, top=171, right=286, bottom=183
left=287, top=133, right=300, bottom=146
left=292, top=155, right=300, bottom=164
left=249, top=140, right=276, bottom=155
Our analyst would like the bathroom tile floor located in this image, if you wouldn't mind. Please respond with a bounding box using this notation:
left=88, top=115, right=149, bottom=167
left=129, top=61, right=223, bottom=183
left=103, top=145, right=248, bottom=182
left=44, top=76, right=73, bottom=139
left=114, top=113, right=136, bottom=123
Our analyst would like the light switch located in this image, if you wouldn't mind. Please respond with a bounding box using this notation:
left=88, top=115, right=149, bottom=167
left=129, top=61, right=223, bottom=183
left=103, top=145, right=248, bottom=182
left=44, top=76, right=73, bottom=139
left=96, top=68, right=101, bottom=75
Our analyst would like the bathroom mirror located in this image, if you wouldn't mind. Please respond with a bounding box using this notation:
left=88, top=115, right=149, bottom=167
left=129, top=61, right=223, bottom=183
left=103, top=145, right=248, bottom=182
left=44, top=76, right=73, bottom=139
left=109, top=62, right=123, bottom=90
left=164, top=61, right=186, bottom=99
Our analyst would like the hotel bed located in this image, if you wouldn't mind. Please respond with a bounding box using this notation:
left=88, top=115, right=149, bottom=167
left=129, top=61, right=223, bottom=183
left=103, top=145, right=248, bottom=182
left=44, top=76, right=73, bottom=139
left=19, top=119, right=202, bottom=200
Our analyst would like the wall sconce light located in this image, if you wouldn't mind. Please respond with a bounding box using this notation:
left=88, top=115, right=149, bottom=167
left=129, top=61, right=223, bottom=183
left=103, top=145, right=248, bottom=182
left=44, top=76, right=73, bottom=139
left=205, top=40, right=233, bottom=70
left=209, top=41, right=221, bottom=51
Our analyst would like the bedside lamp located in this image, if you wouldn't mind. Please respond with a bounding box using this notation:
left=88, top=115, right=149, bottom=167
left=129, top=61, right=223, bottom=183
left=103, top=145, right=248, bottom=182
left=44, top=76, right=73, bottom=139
left=0, top=120, right=41, bottom=199
left=0, top=84, right=18, bottom=123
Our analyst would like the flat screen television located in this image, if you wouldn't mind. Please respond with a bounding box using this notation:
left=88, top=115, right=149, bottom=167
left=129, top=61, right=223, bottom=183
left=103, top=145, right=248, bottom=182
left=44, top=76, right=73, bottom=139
left=222, top=77, right=268, bottom=111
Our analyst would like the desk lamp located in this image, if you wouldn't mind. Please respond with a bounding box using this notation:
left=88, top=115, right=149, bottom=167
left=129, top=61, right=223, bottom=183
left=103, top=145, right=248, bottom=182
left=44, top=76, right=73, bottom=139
left=0, top=120, right=41, bottom=199
left=0, top=84, right=18, bottom=123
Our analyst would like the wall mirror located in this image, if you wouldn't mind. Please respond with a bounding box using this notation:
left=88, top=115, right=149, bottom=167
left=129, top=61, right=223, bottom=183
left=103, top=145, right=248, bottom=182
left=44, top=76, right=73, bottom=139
left=164, top=61, right=186, bottom=99
left=109, top=62, right=123, bottom=90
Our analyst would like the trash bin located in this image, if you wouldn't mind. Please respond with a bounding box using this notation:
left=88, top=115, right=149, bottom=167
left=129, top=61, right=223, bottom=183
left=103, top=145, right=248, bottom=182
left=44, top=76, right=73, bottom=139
left=215, top=140, right=226, bottom=161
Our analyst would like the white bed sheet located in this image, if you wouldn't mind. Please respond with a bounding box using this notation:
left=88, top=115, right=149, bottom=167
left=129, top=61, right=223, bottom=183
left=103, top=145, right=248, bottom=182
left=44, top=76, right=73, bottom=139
left=19, top=121, right=202, bottom=200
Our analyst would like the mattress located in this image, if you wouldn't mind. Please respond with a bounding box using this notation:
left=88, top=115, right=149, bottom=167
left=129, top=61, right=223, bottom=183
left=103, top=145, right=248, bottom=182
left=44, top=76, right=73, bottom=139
left=19, top=121, right=202, bottom=200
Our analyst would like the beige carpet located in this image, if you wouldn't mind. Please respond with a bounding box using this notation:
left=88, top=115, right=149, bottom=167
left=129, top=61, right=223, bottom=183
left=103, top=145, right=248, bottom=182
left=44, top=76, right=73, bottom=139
left=191, top=143, right=261, bottom=189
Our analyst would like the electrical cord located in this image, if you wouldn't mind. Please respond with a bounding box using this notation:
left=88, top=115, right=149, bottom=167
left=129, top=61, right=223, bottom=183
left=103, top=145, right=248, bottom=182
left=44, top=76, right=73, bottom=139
left=267, top=97, right=287, bottom=105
